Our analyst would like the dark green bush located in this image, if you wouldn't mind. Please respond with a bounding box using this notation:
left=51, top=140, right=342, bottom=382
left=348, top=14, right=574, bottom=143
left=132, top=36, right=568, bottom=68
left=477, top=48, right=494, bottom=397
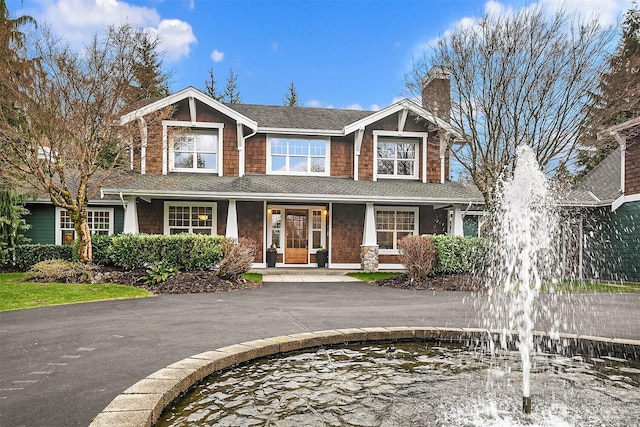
left=109, top=234, right=227, bottom=270
left=14, top=244, right=74, bottom=271
left=90, top=234, right=115, bottom=266
left=429, top=235, right=489, bottom=274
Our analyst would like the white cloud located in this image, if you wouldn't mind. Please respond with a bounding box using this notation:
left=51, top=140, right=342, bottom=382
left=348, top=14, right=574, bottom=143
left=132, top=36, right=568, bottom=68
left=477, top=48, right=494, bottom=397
left=210, top=49, right=225, bottom=62
left=369, top=104, right=382, bottom=111
left=304, top=100, right=334, bottom=109
left=30, top=0, right=196, bottom=62
left=152, top=19, right=196, bottom=61
left=345, top=103, right=363, bottom=110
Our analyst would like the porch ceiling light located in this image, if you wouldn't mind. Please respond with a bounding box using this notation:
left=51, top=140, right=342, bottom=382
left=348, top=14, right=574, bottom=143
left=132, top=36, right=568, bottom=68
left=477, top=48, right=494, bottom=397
left=198, top=214, right=209, bottom=221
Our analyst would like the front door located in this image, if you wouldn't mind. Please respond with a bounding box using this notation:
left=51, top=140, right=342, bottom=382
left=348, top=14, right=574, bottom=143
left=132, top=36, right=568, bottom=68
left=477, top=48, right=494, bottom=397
left=285, top=209, right=308, bottom=264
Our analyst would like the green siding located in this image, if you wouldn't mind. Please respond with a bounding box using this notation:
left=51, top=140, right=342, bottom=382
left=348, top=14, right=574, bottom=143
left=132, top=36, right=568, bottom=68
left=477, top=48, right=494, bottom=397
left=583, top=201, right=640, bottom=282
left=23, top=204, right=125, bottom=245
left=23, top=204, right=56, bottom=244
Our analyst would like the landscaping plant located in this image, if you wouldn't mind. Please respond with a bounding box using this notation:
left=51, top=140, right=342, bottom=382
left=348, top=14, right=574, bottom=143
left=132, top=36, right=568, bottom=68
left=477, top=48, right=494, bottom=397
left=217, top=237, right=257, bottom=280
left=142, top=260, right=180, bottom=286
left=398, top=235, right=438, bottom=281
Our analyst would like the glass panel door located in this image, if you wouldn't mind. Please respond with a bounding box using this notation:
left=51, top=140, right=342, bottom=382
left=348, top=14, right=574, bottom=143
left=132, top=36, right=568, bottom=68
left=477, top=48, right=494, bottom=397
left=285, top=209, right=308, bottom=264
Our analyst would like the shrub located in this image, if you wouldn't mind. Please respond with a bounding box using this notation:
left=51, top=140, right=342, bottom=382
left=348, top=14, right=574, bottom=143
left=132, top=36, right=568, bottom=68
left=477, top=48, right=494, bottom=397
left=89, top=234, right=115, bottom=266
left=109, top=234, right=227, bottom=270
left=217, top=237, right=257, bottom=280
left=26, top=259, right=98, bottom=283
left=142, top=260, right=180, bottom=285
left=398, top=235, right=438, bottom=280
left=430, top=235, right=489, bottom=274
left=14, top=244, right=74, bottom=271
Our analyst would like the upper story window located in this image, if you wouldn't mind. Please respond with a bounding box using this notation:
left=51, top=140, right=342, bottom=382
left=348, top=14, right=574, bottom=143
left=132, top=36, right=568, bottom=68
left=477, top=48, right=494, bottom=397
left=169, top=128, right=222, bottom=173
left=55, top=207, right=114, bottom=245
left=267, top=136, right=330, bottom=175
left=376, top=137, right=418, bottom=179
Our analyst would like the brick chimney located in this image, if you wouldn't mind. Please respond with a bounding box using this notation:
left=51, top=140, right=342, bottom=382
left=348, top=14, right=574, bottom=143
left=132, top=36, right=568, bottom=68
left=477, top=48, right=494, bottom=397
left=421, top=66, right=451, bottom=122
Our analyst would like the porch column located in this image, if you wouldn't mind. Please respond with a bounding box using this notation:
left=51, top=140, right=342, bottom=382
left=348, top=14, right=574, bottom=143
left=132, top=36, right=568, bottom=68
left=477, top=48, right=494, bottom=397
left=361, top=202, right=379, bottom=272
left=226, top=199, right=239, bottom=240
left=452, top=205, right=464, bottom=236
left=123, top=196, right=139, bottom=234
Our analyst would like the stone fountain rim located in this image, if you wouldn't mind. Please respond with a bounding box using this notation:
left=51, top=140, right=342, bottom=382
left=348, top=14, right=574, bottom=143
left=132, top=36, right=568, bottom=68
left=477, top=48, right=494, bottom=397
left=87, top=326, right=640, bottom=427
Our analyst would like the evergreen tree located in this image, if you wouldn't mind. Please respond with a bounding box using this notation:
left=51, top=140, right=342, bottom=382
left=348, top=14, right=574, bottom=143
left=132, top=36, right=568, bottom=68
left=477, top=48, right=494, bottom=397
left=125, top=30, right=170, bottom=103
left=577, top=4, right=640, bottom=176
left=0, top=184, right=31, bottom=267
left=223, top=68, right=242, bottom=103
left=283, top=81, right=299, bottom=106
left=204, top=67, right=223, bottom=101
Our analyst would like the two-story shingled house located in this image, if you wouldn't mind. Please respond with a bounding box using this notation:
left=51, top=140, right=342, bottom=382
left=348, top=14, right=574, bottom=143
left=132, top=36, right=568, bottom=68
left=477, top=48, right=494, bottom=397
left=25, top=68, right=484, bottom=271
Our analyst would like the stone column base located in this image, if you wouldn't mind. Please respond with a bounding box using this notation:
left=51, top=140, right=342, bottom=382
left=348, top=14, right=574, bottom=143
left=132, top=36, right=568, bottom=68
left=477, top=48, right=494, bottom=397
left=360, top=245, right=379, bottom=272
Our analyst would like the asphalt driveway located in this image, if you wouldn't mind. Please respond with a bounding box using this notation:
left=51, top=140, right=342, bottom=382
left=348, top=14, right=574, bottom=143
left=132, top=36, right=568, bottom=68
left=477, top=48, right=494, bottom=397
left=1, top=280, right=638, bottom=427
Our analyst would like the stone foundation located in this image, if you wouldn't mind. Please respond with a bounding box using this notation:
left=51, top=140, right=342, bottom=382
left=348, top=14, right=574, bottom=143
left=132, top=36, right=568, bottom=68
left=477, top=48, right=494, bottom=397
left=360, top=245, right=379, bottom=272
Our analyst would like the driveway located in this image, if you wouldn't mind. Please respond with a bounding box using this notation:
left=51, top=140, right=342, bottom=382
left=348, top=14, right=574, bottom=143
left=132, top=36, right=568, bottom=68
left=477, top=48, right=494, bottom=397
left=1, top=280, right=638, bottom=427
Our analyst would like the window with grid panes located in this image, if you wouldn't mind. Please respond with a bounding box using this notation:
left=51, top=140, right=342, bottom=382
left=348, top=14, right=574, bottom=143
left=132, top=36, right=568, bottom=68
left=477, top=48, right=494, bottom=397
left=311, top=210, right=323, bottom=249
left=58, top=209, right=112, bottom=245
left=375, top=208, right=417, bottom=251
left=166, top=204, right=215, bottom=235
left=171, top=129, right=219, bottom=172
left=270, top=209, right=282, bottom=248
left=376, top=137, right=418, bottom=178
left=268, top=136, right=329, bottom=175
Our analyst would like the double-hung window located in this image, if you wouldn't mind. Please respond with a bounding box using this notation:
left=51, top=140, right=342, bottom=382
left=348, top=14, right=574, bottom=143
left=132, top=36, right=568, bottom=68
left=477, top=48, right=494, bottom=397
left=55, top=207, right=114, bottom=245
left=268, top=136, right=329, bottom=175
left=376, top=137, right=418, bottom=179
left=170, top=128, right=221, bottom=173
left=375, top=207, right=418, bottom=253
left=164, top=202, right=217, bottom=235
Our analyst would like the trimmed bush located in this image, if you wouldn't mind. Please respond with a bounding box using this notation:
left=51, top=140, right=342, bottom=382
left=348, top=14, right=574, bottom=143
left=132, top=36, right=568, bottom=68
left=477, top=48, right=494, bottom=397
left=429, top=235, right=489, bottom=274
left=217, top=237, right=257, bottom=280
left=109, top=234, right=227, bottom=270
left=14, top=244, right=74, bottom=271
left=26, top=259, right=97, bottom=283
left=89, top=234, right=115, bottom=266
left=398, top=235, right=438, bottom=280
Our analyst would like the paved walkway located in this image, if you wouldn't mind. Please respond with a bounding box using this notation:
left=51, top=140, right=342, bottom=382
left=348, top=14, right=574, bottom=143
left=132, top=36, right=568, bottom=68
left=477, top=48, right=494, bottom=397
left=1, top=277, right=638, bottom=427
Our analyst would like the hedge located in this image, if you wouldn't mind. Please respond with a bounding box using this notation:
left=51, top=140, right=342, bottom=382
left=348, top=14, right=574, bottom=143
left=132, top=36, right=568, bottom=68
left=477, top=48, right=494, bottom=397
left=14, top=244, right=74, bottom=271
left=428, top=235, right=489, bottom=274
left=108, top=234, right=228, bottom=270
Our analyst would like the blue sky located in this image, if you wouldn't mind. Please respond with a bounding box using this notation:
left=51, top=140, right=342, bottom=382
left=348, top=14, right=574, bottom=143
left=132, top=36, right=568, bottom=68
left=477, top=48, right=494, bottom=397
left=8, top=0, right=631, bottom=110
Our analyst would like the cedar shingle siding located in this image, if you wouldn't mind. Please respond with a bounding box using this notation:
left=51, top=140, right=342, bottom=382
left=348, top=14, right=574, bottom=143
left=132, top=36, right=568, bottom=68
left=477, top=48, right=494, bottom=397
left=626, top=139, right=640, bottom=195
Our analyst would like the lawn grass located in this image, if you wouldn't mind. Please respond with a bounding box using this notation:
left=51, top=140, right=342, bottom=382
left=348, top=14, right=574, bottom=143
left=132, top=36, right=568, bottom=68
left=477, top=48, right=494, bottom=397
left=0, top=273, right=153, bottom=312
left=241, top=272, right=263, bottom=283
left=547, top=280, right=640, bottom=293
left=347, top=272, right=403, bottom=281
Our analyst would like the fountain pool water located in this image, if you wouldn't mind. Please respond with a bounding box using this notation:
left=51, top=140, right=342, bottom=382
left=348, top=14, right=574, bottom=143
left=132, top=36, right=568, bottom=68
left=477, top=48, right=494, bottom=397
left=156, top=341, right=640, bottom=426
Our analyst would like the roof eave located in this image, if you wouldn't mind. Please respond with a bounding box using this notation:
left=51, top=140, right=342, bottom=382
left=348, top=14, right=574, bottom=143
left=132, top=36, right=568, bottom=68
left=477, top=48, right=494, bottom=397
left=100, top=187, right=484, bottom=205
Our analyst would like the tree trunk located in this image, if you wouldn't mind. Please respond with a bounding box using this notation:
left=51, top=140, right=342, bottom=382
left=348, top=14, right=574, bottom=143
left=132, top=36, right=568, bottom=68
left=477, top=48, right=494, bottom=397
left=74, top=218, right=93, bottom=263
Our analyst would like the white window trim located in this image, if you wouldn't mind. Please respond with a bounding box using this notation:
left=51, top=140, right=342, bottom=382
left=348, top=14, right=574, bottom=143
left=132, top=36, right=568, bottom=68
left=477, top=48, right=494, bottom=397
left=266, top=205, right=327, bottom=255
left=55, top=207, right=114, bottom=245
left=163, top=201, right=218, bottom=235
left=164, top=120, right=224, bottom=175
left=375, top=206, right=419, bottom=255
left=373, top=130, right=427, bottom=181
left=266, top=135, right=331, bottom=176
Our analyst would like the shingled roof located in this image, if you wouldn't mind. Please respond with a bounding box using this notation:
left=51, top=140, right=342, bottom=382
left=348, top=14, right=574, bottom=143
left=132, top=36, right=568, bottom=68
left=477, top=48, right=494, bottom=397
left=100, top=173, right=483, bottom=204
left=227, top=103, right=374, bottom=130
left=563, top=147, right=622, bottom=206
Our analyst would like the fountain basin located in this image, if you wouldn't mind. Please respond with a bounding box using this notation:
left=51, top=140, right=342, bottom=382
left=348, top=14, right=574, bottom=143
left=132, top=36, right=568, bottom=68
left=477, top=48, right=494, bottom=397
left=88, top=327, right=640, bottom=427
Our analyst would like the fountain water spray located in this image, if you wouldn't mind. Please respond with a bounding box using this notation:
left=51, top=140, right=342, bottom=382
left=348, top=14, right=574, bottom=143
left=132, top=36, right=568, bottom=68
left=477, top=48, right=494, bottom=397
left=484, top=145, right=561, bottom=415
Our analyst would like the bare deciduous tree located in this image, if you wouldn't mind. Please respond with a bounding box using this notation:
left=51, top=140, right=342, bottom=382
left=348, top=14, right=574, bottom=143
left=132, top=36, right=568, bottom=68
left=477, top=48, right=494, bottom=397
left=0, top=24, right=171, bottom=262
left=405, top=6, right=615, bottom=207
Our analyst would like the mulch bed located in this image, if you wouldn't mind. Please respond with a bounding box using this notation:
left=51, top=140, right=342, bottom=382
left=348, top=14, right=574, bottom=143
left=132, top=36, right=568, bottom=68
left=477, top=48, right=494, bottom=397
left=94, top=267, right=261, bottom=294
left=370, top=273, right=483, bottom=291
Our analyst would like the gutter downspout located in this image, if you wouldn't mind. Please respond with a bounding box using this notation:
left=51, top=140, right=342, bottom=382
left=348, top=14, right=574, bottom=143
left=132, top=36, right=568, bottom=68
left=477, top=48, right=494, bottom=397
left=611, top=132, right=626, bottom=195
left=240, top=126, right=258, bottom=178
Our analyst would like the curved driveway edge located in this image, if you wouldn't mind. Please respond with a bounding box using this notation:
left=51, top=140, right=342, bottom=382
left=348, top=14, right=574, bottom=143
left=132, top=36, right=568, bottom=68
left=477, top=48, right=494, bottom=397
left=88, top=327, right=640, bottom=427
